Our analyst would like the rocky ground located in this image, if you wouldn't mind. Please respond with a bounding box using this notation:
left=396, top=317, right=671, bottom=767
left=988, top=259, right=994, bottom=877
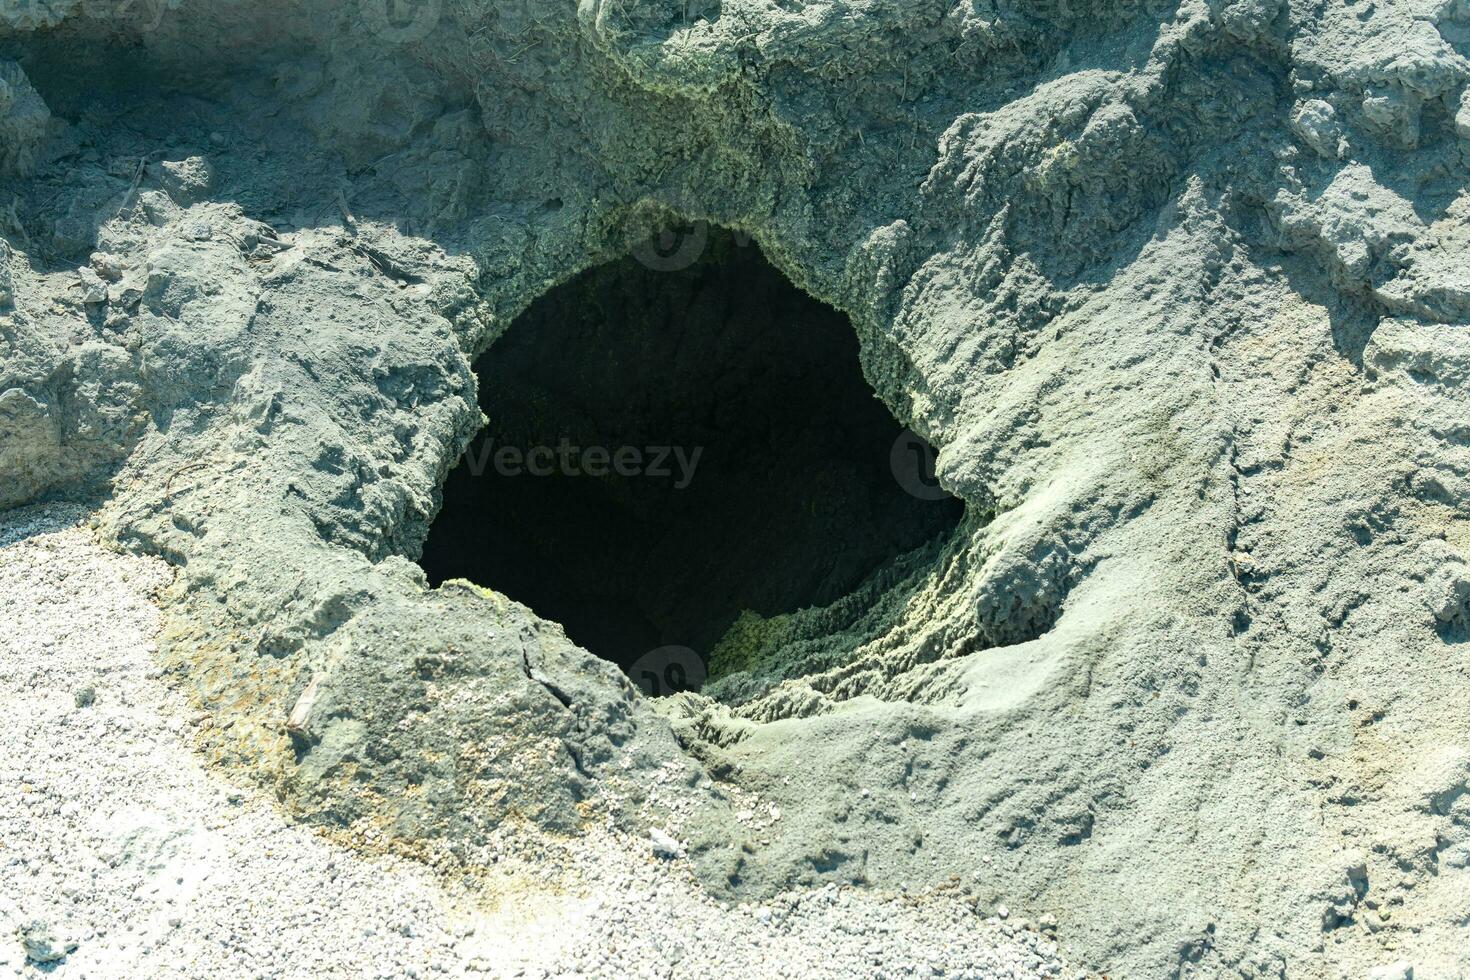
left=4, top=2, right=1469, bottom=974
left=0, top=503, right=1088, bottom=980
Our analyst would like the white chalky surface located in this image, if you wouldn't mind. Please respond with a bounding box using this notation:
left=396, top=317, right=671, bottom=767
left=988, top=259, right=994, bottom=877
left=0, top=504, right=1089, bottom=979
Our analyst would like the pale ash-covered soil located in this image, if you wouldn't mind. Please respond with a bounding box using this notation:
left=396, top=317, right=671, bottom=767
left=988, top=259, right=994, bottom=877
left=0, top=503, right=1087, bottom=980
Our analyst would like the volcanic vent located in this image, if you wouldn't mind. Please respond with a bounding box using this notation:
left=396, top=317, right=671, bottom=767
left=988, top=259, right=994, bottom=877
left=420, top=230, right=964, bottom=690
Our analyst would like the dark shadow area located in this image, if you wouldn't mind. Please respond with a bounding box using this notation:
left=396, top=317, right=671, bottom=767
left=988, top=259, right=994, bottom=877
left=419, top=231, right=964, bottom=687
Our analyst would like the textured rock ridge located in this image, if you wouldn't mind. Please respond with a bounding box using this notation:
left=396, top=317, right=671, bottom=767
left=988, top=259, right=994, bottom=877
left=2, top=1, right=1468, bottom=975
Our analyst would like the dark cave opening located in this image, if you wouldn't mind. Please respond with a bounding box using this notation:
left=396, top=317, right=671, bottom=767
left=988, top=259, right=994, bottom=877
left=419, top=230, right=964, bottom=692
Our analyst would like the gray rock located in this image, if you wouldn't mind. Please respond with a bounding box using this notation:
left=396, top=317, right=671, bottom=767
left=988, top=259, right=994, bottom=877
left=90, top=252, right=126, bottom=283
left=0, top=2, right=1466, bottom=978
left=18, top=920, right=74, bottom=964
left=156, top=156, right=213, bottom=206
left=0, top=61, right=50, bottom=176
left=0, top=239, right=13, bottom=309
left=1290, top=99, right=1343, bottom=158
left=77, top=267, right=109, bottom=305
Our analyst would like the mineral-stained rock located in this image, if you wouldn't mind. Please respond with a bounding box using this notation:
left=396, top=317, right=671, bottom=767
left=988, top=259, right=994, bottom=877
left=0, top=1, right=1468, bottom=975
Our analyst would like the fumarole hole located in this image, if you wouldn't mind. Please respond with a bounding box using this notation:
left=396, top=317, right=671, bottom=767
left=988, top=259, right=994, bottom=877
left=419, top=230, right=963, bottom=693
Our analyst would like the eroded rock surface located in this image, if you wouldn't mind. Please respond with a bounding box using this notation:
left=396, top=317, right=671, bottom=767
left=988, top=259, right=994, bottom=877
left=2, top=1, right=1468, bottom=975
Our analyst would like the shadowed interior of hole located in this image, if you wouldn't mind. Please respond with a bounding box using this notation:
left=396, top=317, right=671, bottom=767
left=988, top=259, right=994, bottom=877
left=418, top=230, right=964, bottom=690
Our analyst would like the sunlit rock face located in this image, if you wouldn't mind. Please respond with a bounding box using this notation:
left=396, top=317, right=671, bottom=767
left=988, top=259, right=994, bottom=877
left=2, top=1, right=1468, bottom=975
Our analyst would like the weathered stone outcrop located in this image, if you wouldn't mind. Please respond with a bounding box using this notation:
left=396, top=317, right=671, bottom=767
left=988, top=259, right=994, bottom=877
left=2, top=1, right=1468, bottom=974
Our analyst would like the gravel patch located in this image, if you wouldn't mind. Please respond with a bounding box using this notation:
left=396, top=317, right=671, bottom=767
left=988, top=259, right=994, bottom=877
left=0, top=504, right=1090, bottom=979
